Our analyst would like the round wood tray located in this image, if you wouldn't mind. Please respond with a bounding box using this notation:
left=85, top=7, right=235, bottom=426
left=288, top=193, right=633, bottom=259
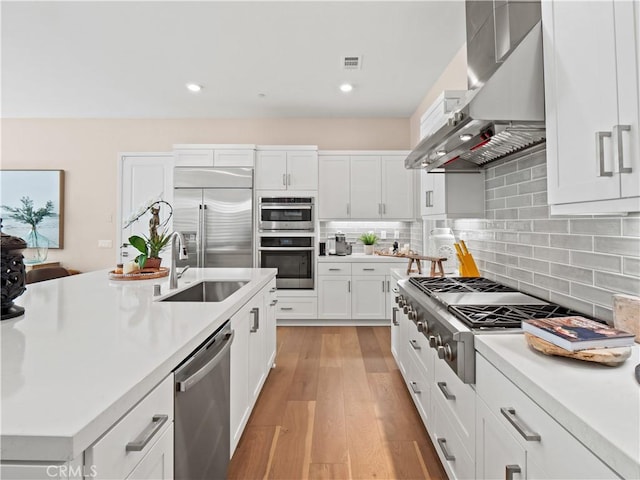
left=108, top=267, right=169, bottom=281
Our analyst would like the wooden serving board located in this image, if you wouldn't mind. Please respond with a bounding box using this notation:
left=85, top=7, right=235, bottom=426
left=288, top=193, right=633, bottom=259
left=524, top=333, right=631, bottom=366
left=109, top=267, right=169, bottom=281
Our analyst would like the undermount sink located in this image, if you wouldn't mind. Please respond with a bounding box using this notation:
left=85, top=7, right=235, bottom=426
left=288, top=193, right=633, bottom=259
left=160, top=280, right=248, bottom=302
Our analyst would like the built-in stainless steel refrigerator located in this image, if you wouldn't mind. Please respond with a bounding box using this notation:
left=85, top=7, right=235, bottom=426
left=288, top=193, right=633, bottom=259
left=173, top=167, right=253, bottom=268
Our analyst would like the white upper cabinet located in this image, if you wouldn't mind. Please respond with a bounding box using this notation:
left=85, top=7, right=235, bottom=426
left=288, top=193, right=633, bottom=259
left=318, top=151, right=414, bottom=220
left=173, top=144, right=256, bottom=167
left=542, top=0, right=640, bottom=214
left=255, top=146, right=318, bottom=191
left=420, top=169, right=485, bottom=218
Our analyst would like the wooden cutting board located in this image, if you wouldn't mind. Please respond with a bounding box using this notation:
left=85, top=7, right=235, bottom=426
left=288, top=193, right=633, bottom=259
left=613, top=294, right=640, bottom=343
left=525, top=333, right=631, bottom=366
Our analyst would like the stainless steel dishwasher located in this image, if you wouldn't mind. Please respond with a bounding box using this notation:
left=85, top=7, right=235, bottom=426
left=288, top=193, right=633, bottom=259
left=174, top=320, right=234, bottom=480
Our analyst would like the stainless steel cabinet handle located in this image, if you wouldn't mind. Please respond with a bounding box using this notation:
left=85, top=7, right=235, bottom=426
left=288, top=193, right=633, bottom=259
left=280, top=307, right=293, bottom=311
left=426, top=190, right=434, bottom=208
left=270, top=300, right=278, bottom=306
left=596, top=131, right=613, bottom=177
left=392, top=306, right=399, bottom=326
left=363, top=268, right=375, bottom=271
left=437, top=381, right=456, bottom=401
left=382, top=280, right=385, bottom=292
left=409, top=339, right=421, bottom=350
left=378, top=203, right=382, bottom=214
left=410, top=381, right=421, bottom=394
left=505, top=465, right=521, bottom=480
left=383, top=203, right=386, bottom=214
left=437, top=438, right=455, bottom=461
left=614, top=124, right=632, bottom=173
left=287, top=173, right=291, bottom=185
left=329, top=268, right=341, bottom=271
left=500, top=407, right=541, bottom=441
left=250, top=307, right=260, bottom=333
left=387, top=280, right=390, bottom=292
left=282, top=173, right=287, bottom=186
left=269, top=287, right=277, bottom=293
left=126, top=414, right=169, bottom=452
left=347, top=280, right=351, bottom=293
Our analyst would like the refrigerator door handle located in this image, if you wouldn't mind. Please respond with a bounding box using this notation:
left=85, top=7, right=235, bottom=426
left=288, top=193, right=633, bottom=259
left=201, top=204, right=208, bottom=267
left=196, top=205, right=203, bottom=268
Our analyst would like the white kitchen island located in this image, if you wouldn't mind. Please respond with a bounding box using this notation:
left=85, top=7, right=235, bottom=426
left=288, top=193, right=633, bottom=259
left=0, top=267, right=276, bottom=477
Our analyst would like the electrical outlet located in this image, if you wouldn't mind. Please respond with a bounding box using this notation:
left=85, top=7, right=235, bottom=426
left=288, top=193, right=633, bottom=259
left=380, top=230, right=387, bottom=239
left=394, top=230, right=399, bottom=239
left=98, top=240, right=112, bottom=248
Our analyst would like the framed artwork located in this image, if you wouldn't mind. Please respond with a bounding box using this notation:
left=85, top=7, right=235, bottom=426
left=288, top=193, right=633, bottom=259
left=0, top=170, right=65, bottom=249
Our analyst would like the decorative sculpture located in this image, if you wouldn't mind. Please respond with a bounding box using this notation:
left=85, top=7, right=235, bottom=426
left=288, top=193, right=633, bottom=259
left=1, top=219, right=27, bottom=320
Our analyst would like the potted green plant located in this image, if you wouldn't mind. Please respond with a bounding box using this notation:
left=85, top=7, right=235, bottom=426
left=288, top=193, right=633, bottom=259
left=128, top=229, right=172, bottom=269
left=359, top=232, right=379, bottom=255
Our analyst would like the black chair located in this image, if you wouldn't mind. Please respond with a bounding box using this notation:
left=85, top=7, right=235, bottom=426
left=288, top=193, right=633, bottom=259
left=26, top=267, right=70, bottom=284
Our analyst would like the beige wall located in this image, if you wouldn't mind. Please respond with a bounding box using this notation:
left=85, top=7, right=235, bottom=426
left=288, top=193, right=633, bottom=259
left=409, top=45, right=467, bottom=147
left=1, top=117, right=409, bottom=272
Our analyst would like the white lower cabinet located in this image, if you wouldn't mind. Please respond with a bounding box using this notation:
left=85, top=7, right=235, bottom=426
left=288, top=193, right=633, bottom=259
left=476, top=354, right=618, bottom=480
left=318, top=261, right=401, bottom=322
left=230, top=282, right=276, bottom=454
left=85, top=375, right=174, bottom=480
left=126, top=424, right=174, bottom=480
left=275, top=296, right=318, bottom=320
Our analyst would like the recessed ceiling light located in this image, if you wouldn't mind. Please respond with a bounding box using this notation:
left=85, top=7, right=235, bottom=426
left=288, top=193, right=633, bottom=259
left=186, top=83, right=203, bottom=93
left=460, top=133, right=473, bottom=141
left=339, top=83, right=353, bottom=93
left=436, top=150, right=447, bottom=157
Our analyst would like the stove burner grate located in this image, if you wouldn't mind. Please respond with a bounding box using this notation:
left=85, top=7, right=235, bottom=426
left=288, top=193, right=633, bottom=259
left=448, top=303, right=592, bottom=329
left=409, top=276, right=517, bottom=295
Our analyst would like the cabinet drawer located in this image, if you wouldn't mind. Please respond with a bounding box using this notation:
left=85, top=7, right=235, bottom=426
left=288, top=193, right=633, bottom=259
left=405, top=344, right=431, bottom=426
left=476, top=355, right=617, bottom=479
left=86, top=375, right=174, bottom=480
left=352, top=263, right=393, bottom=275
left=433, top=393, right=475, bottom=480
left=434, top=358, right=475, bottom=456
left=317, top=263, right=352, bottom=275
left=276, top=297, right=317, bottom=319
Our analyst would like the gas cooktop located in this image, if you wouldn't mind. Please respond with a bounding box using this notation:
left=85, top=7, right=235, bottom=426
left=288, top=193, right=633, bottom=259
left=408, top=276, right=518, bottom=295
left=448, top=303, right=588, bottom=329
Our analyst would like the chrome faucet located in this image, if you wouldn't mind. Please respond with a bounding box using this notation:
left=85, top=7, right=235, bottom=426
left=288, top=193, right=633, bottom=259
left=169, top=232, right=189, bottom=289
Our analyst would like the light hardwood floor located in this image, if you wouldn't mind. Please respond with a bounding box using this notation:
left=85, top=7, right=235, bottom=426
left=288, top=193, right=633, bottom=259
left=228, top=326, right=447, bottom=480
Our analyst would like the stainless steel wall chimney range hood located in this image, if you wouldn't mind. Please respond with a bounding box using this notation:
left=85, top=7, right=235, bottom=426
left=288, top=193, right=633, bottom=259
left=406, top=0, right=545, bottom=171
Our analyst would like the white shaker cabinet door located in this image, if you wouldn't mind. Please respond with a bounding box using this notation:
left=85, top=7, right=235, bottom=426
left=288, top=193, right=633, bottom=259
left=381, top=155, right=414, bottom=219
left=256, top=151, right=287, bottom=190
left=351, top=275, right=386, bottom=320
left=126, top=424, right=174, bottom=480
left=318, top=276, right=351, bottom=319
left=318, top=155, right=350, bottom=219
left=287, top=150, right=318, bottom=190
left=350, top=155, right=382, bottom=218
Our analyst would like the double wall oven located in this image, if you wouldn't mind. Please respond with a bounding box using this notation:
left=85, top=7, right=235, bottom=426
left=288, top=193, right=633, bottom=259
left=258, top=197, right=315, bottom=290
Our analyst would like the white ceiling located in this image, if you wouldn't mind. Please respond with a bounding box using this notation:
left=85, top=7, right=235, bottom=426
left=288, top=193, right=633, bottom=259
left=1, top=1, right=466, bottom=118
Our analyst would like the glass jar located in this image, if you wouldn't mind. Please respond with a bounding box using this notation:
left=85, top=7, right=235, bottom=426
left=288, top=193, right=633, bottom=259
left=429, top=228, right=457, bottom=274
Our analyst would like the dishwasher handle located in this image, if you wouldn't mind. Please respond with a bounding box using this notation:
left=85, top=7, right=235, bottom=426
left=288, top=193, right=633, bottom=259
left=175, top=329, right=235, bottom=393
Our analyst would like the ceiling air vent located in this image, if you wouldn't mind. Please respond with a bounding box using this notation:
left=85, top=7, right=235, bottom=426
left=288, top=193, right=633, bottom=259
left=342, top=55, right=362, bottom=70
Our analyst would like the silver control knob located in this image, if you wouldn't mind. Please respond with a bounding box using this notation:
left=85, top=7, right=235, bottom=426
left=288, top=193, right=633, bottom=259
left=417, top=321, right=424, bottom=332
left=429, top=334, right=442, bottom=349
left=395, top=295, right=401, bottom=305
left=437, top=344, right=454, bottom=361
left=403, top=304, right=410, bottom=315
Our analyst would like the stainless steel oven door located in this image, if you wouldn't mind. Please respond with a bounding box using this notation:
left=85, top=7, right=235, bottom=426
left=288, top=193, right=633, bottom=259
left=258, top=236, right=314, bottom=289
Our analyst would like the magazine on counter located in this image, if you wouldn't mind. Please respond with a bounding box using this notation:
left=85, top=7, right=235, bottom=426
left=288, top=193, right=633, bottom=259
left=522, top=316, right=635, bottom=351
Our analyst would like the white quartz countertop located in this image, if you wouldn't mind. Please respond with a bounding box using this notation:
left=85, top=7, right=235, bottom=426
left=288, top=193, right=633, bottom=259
left=1, top=267, right=276, bottom=462
left=476, top=334, right=640, bottom=479
left=318, top=253, right=410, bottom=263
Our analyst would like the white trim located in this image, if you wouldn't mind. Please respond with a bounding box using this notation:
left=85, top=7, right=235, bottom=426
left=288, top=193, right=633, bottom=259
left=172, top=144, right=256, bottom=150
left=319, top=150, right=411, bottom=155
left=255, top=145, right=318, bottom=151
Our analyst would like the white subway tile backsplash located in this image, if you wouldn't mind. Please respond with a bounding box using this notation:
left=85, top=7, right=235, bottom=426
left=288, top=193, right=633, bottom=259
left=505, top=169, right=532, bottom=185
left=570, top=218, right=621, bottom=236
left=595, top=271, right=640, bottom=296
left=518, top=178, right=547, bottom=194
left=622, top=218, right=640, bottom=237
left=594, top=236, right=640, bottom=256
left=571, top=251, right=622, bottom=273
left=532, top=219, right=569, bottom=233
left=518, top=206, right=550, bottom=219
left=518, top=232, right=549, bottom=246
left=549, top=234, right=593, bottom=251
left=624, top=257, right=640, bottom=277
left=534, top=273, right=570, bottom=294
left=570, top=283, right=614, bottom=308
left=445, top=149, right=639, bottom=315
left=593, top=305, right=614, bottom=324
left=549, top=263, right=594, bottom=284
left=533, top=246, right=571, bottom=264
